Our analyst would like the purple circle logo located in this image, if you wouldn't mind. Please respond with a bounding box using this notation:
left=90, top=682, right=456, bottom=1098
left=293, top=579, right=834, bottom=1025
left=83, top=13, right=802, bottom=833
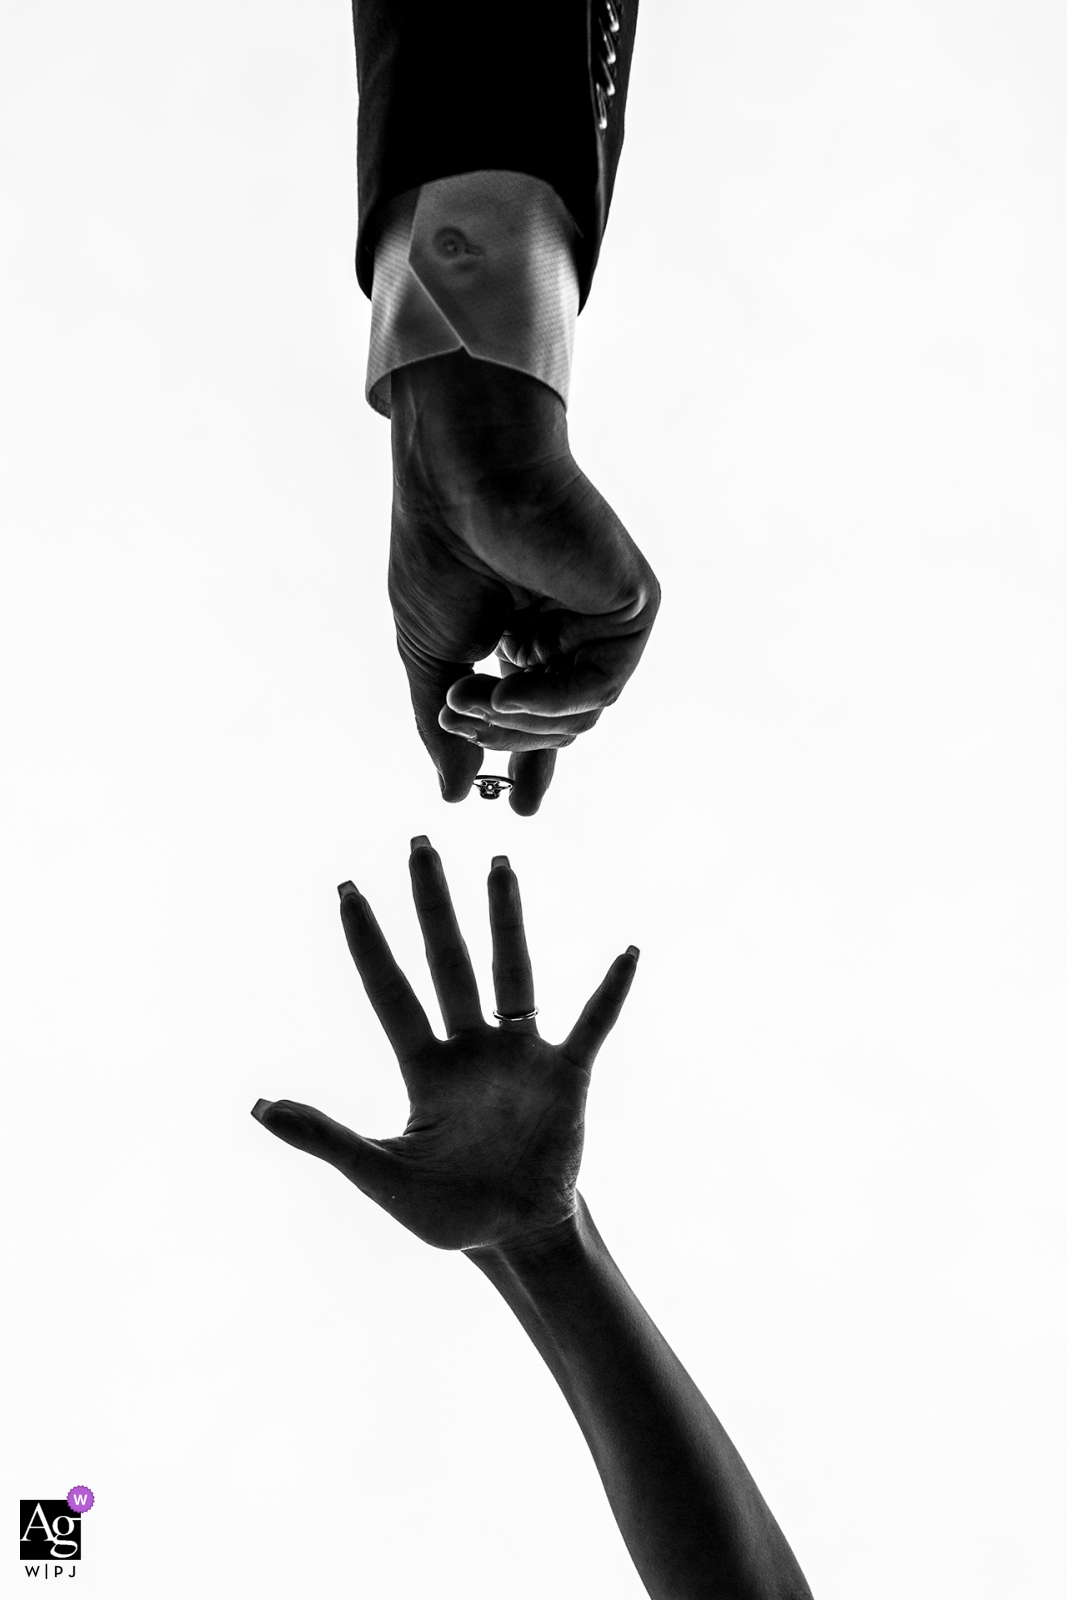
left=67, top=1486, right=94, bottom=1513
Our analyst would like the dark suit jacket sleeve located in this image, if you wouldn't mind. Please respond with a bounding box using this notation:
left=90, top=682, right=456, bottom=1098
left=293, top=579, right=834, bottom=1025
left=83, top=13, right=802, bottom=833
left=351, top=0, right=639, bottom=312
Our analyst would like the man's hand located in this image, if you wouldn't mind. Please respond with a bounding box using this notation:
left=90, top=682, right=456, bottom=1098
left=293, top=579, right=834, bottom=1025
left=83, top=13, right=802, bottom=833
left=252, top=838, right=637, bottom=1253
left=387, top=353, right=660, bottom=816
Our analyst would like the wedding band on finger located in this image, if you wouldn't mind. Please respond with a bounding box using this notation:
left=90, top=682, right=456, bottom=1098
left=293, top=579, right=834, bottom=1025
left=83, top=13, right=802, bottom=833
left=494, top=1008, right=538, bottom=1023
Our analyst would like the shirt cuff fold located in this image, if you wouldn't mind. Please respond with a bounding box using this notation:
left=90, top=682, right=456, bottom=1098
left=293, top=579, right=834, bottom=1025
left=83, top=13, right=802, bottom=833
left=366, top=171, right=580, bottom=418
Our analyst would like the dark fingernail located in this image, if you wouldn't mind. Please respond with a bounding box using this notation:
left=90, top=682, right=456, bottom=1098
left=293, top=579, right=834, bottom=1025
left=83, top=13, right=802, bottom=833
left=411, top=834, right=431, bottom=851
left=251, top=1098, right=273, bottom=1123
left=491, top=854, right=510, bottom=869
left=337, top=880, right=358, bottom=900
left=626, top=945, right=640, bottom=961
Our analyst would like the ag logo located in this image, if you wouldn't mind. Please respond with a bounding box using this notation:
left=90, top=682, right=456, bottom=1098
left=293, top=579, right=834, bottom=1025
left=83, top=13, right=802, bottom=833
left=20, top=1501, right=82, bottom=1567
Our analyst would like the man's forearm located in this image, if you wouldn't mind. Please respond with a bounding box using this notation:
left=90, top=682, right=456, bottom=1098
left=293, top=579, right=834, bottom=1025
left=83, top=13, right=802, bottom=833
left=467, top=1198, right=812, bottom=1600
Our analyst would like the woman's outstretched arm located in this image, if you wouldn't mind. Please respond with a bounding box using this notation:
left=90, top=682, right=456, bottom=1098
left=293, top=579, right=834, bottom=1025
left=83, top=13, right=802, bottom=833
left=252, top=838, right=812, bottom=1600
left=469, top=1203, right=810, bottom=1600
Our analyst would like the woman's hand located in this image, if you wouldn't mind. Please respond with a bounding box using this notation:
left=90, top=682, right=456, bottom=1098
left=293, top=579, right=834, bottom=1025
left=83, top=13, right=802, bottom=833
left=252, top=838, right=637, bottom=1253
left=252, top=842, right=814, bottom=1600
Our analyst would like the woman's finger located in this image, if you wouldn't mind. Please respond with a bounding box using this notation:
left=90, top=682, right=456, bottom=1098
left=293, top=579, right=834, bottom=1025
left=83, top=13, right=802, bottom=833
left=488, top=856, right=537, bottom=1031
left=338, top=884, right=435, bottom=1059
left=408, top=838, right=484, bottom=1034
left=563, top=947, right=639, bottom=1066
left=251, top=1098, right=399, bottom=1205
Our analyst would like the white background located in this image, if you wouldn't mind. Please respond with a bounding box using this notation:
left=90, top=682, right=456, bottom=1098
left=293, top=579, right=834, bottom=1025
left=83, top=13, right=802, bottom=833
left=3, top=1, right=1065, bottom=1595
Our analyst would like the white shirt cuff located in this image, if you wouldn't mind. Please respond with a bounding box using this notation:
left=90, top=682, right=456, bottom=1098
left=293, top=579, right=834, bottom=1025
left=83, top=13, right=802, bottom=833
left=366, top=170, right=580, bottom=418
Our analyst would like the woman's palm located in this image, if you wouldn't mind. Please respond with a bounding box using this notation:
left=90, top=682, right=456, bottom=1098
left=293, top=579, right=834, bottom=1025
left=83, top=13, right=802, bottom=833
left=254, top=841, right=636, bottom=1254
